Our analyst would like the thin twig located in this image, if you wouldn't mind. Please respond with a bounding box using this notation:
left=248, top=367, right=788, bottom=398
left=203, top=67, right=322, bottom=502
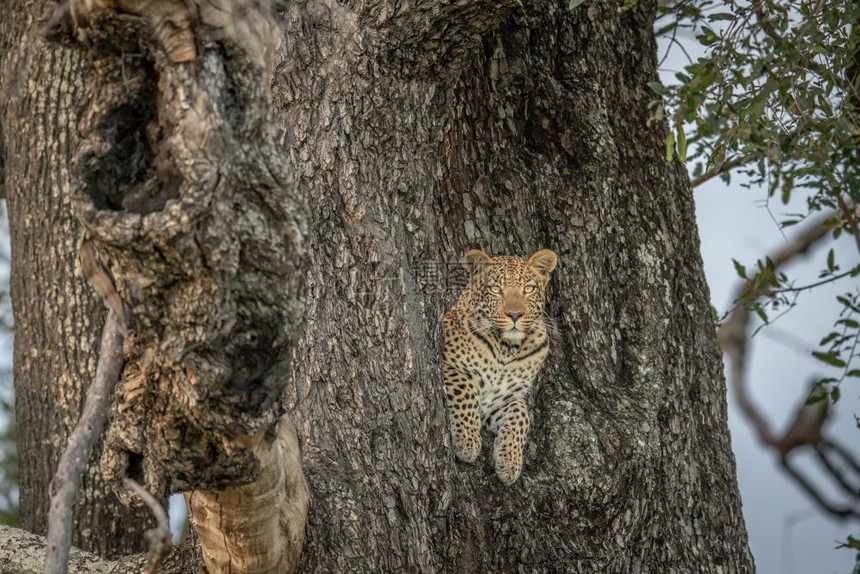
left=690, top=153, right=756, bottom=188
left=771, top=267, right=858, bottom=294
left=42, top=314, right=125, bottom=574
left=123, top=478, right=172, bottom=574
left=719, top=208, right=860, bottom=521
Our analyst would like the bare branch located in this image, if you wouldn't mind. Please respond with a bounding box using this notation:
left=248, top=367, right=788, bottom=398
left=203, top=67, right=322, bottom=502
left=719, top=209, right=860, bottom=521
left=690, top=154, right=756, bottom=189
left=719, top=212, right=834, bottom=446
left=43, top=314, right=125, bottom=574
left=123, top=479, right=172, bottom=574
left=780, top=456, right=860, bottom=520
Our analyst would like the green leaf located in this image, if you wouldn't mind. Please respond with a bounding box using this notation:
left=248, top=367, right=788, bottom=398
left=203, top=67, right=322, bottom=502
left=676, top=123, right=688, bottom=162
left=812, top=351, right=846, bottom=367
left=655, top=21, right=677, bottom=37
left=648, top=81, right=670, bottom=96
left=846, top=370, right=860, bottom=378
left=837, top=536, right=860, bottom=550
left=665, top=131, right=675, bottom=162
left=698, top=26, right=719, bottom=46
left=568, top=0, right=584, bottom=10
left=831, top=386, right=841, bottom=403
left=732, top=259, right=748, bottom=280
left=805, top=393, right=827, bottom=405
left=707, top=12, right=735, bottom=21
left=819, top=332, right=839, bottom=346
left=753, top=303, right=768, bottom=324
left=826, top=249, right=835, bottom=271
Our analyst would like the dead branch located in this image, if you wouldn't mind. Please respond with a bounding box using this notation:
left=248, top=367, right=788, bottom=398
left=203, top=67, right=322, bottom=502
left=690, top=154, right=755, bottom=189
left=185, top=415, right=310, bottom=574
left=123, top=479, right=171, bottom=574
left=719, top=209, right=860, bottom=521
left=43, top=314, right=125, bottom=574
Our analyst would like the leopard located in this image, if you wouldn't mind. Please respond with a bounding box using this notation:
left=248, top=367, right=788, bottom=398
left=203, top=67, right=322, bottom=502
left=442, top=248, right=558, bottom=485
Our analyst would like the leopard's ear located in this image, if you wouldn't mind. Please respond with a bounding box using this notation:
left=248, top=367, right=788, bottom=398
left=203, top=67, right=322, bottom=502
left=462, top=249, right=492, bottom=276
left=527, top=249, right=558, bottom=283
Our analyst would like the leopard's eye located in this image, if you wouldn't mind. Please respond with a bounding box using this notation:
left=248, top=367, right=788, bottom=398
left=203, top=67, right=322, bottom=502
left=488, top=285, right=503, bottom=295
left=524, top=284, right=538, bottom=294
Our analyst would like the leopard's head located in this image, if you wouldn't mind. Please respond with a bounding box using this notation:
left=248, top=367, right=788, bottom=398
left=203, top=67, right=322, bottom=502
left=462, top=249, right=558, bottom=345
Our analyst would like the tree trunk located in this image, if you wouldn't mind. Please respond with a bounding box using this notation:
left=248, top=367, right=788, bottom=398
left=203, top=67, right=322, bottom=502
left=0, top=1, right=151, bottom=558
left=0, top=0, right=754, bottom=571
left=276, top=0, right=754, bottom=570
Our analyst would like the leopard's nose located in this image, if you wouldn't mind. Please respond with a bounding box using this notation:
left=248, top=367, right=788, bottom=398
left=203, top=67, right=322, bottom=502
left=506, top=312, right=523, bottom=323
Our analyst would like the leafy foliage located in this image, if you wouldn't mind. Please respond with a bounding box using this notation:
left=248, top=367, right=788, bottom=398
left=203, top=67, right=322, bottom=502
left=655, top=0, right=860, bottom=398
left=655, top=0, right=860, bottom=203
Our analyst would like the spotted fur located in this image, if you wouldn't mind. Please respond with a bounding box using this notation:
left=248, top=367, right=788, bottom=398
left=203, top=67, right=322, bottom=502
left=442, top=249, right=558, bottom=484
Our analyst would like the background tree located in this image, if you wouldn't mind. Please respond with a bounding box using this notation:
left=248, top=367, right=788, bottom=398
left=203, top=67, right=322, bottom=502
left=654, top=0, right=860, bottom=562
left=0, top=2, right=153, bottom=558
left=0, top=0, right=755, bottom=572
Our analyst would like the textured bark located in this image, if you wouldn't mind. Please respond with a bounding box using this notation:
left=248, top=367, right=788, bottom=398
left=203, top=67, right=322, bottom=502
left=39, top=0, right=310, bottom=571
left=275, top=0, right=754, bottom=571
left=0, top=524, right=206, bottom=574
left=0, top=0, right=151, bottom=558
left=2, top=0, right=752, bottom=571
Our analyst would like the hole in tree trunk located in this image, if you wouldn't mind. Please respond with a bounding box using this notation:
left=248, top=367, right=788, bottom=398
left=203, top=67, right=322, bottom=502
left=126, top=451, right=145, bottom=483
left=84, top=67, right=181, bottom=215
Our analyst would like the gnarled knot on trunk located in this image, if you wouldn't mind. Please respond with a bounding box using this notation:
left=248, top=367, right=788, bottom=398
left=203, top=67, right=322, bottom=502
left=42, top=0, right=308, bottom=503
left=42, top=0, right=279, bottom=68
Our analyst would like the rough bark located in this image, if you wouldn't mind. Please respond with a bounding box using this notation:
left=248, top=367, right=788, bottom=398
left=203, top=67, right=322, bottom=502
left=275, top=0, right=754, bottom=571
left=0, top=524, right=206, bottom=574
left=38, top=0, right=310, bottom=571
left=0, top=0, right=151, bottom=558
left=1, top=0, right=753, bottom=571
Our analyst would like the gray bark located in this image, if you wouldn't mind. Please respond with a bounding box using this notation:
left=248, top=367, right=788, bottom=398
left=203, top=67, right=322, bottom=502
left=0, top=523, right=206, bottom=574
left=275, top=0, right=754, bottom=571
left=37, top=2, right=310, bottom=571
left=0, top=0, right=753, bottom=571
left=0, top=1, right=151, bottom=558
left=41, top=9, right=307, bottom=502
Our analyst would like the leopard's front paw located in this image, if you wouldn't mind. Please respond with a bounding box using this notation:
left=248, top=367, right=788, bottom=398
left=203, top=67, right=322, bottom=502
left=493, top=436, right=523, bottom=485
left=452, top=432, right=482, bottom=463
